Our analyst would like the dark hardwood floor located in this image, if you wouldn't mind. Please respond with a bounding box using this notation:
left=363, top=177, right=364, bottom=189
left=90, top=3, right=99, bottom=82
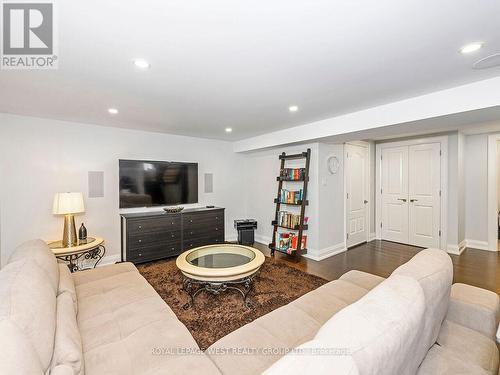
left=253, top=240, right=500, bottom=295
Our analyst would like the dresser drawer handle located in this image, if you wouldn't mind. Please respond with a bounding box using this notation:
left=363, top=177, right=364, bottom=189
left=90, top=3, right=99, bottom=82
left=190, top=231, right=193, bottom=235
left=190, top=220, right=193, bottom=223
left=138, top=225, right=142, bottom=229
left=171, top=247, right=175, bottom=251
left=138, top=239, right=142, bottom=243
left=138, top=253, right=142, bottom=257
left=215, top=228, right=218, bottom=231
left=171, top=234, right=175, bottom=238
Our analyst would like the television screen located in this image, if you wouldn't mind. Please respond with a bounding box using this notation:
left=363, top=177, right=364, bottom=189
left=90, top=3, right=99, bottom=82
left=119, top=160, right=198, bottom=208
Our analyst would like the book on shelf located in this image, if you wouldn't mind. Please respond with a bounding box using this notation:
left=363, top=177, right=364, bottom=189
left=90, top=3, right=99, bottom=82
left=277, top=232, right=307, bottom=253
left=277, top=211, right=301, bottom=228
left=279, top=189, right=303, bottom=204
left=280, top=168, right=305, bottom=180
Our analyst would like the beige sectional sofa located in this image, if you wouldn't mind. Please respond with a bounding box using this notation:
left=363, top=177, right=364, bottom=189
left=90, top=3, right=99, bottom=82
left=0, top=240, right=498, bottom=375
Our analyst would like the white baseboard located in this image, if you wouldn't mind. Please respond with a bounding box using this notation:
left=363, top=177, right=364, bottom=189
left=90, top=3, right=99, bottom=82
left=225, top=234, right=238, bottom=243
left=98, top=254, right=121, bottom=267
left=303, top=242, right=346, bottom=262
left=465, top=239, right=491, bottom=251
left=447, top=240, right=466, bottom=255
left=255, top=234, right=272, bottom=246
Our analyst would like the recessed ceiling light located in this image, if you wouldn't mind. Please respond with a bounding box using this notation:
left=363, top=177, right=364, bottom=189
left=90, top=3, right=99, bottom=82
left=108, top=108, right=119, bottom=115
left=133, top=58, right=150, bottom=69
left=289, top=105, right=299, bottom=112
left=460, top=42, right=483, bottom=54
left=225, top=127, right=232, bottom=133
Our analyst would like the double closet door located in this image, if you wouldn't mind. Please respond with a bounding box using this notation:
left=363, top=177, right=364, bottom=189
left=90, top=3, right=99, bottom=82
left=381, top=143, right=441, bottom=248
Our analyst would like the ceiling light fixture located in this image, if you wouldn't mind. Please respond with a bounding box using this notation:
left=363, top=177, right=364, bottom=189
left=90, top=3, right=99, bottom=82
left=133, top=58, right=150, bottom=69
left=459, top=42, right=483, bottom=54
left=225, top=127, right=232, bottom=133
left=108, top=108, right=119, bottom=115
left=289, top=105, right=299, bottom=112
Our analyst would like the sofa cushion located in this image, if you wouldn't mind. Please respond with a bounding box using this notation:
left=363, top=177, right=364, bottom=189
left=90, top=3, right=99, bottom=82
left=339, top=270, right=385, bottom=290
left=417, top=344, right=491, bottom=375
left=50, top=293, right=84, bottom=375
left=0, top=318, right=44, bottom=375
left=262, top=338, right=359, bottom=375
left=58, top=263, right=78, bottom=311
left=75, top=263, right=221, bottom=375
left=436, top=320, right=499, bottom=374
left=50, top=364, right=75, bottom=375
left=207, top=278, right=372, bottom=375
left=71, top=262, right=138, bottom=286
left=8, top=239, right=59, bottom=293
left=313, top=275, right=425, bottom=375
left=446, top=283, right=500, bottom=339
left=0, top=259, right=57, bottom=372
left=392, top=248, right=453, bottom=371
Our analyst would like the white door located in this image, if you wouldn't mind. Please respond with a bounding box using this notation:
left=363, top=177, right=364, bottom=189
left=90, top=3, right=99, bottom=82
left=346, top=144, right=368, bottom=248
left=408, top=143, right=441, bottom=248
left=381, top=146, right=409, bottom=243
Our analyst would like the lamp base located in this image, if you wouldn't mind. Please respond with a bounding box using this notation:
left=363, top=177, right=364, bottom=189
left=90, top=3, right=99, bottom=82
left=62, top=214, right=78, bottom=247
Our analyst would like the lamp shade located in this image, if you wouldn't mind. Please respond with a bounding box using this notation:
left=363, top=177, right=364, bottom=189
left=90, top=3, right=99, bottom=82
left=53, top=192, right=85, bottom=215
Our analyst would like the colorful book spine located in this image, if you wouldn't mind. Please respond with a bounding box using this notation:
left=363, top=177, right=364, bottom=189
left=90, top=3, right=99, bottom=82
left=280, top=168, right=305, bottom=181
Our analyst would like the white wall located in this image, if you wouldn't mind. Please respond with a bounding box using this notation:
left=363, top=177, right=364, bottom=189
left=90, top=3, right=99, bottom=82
left=317, top=143, right=344, bottom=253
left=458, top=133, right=465, bottom=244
left=465, top=134, right=489, bottom=245
left=447, top=133, right=458, bottom=247
left=497, top=141, right=500, bottom=212
left=0, top=113, right=246, bottom=265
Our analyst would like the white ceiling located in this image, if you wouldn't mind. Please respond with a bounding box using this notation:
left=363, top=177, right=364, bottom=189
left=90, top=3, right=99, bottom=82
left=1, top=0, right=500, bottom=141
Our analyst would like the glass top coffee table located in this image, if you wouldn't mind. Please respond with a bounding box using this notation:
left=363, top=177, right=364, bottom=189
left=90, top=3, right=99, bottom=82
left=176, top=244, right=265, bottom=308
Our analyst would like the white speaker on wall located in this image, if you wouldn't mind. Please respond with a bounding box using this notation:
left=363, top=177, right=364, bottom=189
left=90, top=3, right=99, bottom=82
left=204, top=173, right=213, bottom=193
left=88, top=171, right=104, bottom=198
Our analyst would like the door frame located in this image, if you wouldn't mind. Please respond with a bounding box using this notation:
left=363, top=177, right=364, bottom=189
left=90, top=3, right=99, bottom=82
left=344, top=141, right=371, bottom=248
left=487, top=133, right=500, bottom=252
left=375, top=136, right=448, bottom=250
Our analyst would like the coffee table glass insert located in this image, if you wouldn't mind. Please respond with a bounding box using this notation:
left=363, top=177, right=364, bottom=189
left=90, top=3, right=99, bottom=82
left=186, top=247, right=255, bottom=268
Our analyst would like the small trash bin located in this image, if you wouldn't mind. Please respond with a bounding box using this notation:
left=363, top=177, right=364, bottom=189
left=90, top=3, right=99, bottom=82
left=234, top=219, right=258, bottom=246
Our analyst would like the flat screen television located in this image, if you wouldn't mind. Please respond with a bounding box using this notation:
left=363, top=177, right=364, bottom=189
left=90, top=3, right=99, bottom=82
left=119, top=159, right=198, bottom=208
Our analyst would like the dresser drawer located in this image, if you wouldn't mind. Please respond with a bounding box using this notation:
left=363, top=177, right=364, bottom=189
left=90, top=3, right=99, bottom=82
left=183, top=225, right=223, bottom=240
left=182, top=211, right=224, bottom=229
left=182, top=234, right=224, bottom=250
left=128, top=216, right=181, bottom=234
left=128, top=231, right=181, bottom=249
left=127, top=243, right=181, bottom=263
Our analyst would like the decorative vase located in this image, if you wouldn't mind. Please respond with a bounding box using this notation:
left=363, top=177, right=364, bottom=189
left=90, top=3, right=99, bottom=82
left=79, top=223, right=87, bottom=240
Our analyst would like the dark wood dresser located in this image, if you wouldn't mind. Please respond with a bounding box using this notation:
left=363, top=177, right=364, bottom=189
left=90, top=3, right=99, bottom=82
left=120, top=207, right=225, bottom=264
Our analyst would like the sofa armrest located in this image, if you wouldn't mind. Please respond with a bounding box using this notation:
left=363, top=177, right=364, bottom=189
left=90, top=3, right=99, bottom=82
left=446, top=283, right=500, bottom=339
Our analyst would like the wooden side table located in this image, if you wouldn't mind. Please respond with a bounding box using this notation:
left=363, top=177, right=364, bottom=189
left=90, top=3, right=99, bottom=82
left=47, top=236, right=105, bottom=273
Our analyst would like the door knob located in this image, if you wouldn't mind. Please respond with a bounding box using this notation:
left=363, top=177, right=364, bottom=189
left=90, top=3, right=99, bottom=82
left=364, top=200, right=368, bottom=204
left=397, top=198, right=407, bottom=202
left=410, top=199, right=418, bottom=203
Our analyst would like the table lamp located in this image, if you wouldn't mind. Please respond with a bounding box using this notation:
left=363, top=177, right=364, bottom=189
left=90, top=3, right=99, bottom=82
left=53, top=192, right=85, bottom=247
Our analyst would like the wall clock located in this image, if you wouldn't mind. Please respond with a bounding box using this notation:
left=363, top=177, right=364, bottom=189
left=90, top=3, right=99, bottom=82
left=327, top=155, right=340, bottom=174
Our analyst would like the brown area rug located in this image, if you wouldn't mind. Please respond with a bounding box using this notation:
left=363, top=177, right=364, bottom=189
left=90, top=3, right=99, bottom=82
left=137, top=257, right=327, bottom=349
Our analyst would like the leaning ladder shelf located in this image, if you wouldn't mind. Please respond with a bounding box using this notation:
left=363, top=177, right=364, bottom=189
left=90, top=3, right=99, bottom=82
left=269, top=148, right=311, bottom=258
